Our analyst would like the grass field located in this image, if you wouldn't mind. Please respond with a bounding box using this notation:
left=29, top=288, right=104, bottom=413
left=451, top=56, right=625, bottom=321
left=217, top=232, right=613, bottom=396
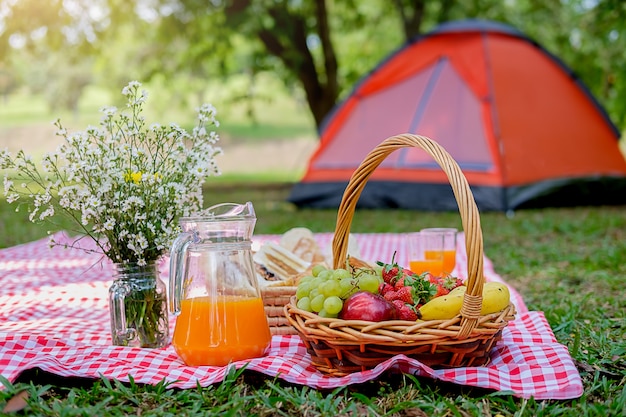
left=1, top=87, right=625, bottom=415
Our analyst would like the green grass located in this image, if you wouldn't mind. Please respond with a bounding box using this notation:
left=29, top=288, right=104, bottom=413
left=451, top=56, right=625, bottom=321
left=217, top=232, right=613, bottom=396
left=1, top=183, right=625, bottom=416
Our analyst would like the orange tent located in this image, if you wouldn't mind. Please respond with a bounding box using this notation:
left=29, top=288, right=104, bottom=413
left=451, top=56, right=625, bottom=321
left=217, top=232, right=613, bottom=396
left=288, top=20, right=626, bottom=211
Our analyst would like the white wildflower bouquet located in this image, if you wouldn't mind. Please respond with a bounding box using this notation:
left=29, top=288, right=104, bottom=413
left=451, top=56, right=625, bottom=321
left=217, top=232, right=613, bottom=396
left=0, top=81, right=221, bottom=265
left=0, top=81, right=222, bottom=347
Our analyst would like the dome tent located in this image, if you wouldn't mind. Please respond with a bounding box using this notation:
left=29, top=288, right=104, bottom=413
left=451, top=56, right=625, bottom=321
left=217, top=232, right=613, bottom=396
left=288, top=19, right=626, bottom=211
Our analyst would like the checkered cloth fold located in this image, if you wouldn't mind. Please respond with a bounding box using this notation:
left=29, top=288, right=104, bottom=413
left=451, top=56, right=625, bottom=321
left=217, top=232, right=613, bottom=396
left=0, top=232, right=582, bottom=399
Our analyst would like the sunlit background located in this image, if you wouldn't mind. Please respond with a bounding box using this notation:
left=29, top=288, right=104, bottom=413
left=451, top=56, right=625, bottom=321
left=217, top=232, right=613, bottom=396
left=1, top=0, right=625, bottom=178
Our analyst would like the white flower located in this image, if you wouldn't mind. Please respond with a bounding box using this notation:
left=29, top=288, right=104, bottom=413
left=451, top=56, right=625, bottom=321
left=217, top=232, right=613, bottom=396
left=3, top=177, right=13, bottom=194
left=0, top=149, right=12, bottom=168
left=6, top=192, right=19, bottom=204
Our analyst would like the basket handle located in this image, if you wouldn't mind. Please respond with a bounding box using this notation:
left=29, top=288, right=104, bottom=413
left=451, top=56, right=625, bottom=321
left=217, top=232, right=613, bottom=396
left=331, top=134, right=484, bottom=338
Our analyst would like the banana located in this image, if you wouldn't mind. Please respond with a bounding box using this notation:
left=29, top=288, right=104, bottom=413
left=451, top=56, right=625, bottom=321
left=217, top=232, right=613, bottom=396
left=417, top=291, right=464, bottom=320
left=417, top=282, right=510, bottom=320
left=480, top=282, right=510, bottom=315
left=449, top=285, right=467, bottom=295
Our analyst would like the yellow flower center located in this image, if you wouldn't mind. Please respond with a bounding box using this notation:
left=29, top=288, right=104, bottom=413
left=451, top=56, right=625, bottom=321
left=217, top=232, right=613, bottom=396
left=124, top=170, right=143, bottom=184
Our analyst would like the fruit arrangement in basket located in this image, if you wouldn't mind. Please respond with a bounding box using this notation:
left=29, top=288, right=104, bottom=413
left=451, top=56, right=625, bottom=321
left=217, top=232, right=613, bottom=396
left=284, top=253, right=516, bottom=376
left=294, top=256, right=511, bottom=324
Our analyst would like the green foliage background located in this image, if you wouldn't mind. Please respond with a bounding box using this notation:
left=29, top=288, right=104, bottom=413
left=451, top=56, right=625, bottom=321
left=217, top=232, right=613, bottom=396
left=1, top=0, right=625, bottom=134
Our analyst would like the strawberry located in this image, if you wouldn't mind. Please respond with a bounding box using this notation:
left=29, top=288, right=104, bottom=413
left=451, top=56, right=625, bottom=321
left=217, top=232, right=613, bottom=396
left=395, top=286, right=414, bottom=304
left=403, top=273, right=438, bottom=305
left=376, top=253, right=405, bottom=286
left=378, top=282, right=394, bottom=296
left=394, top=276, right=406, bottom=290
left=426, top=273, right=439, bottom=285
left=442, top=276, right=464, bottom=290
left=398, top=304, right=418, bottom=321
left=383, top=290, right=397, bottom=302
left=385, top=269, right=399, bottom=285
left=401, top=267, right=414, bottom=276
left=425, top=273, right=463, bottom=297
left=391, top=299, right=405, bottom=311
left=375, top=254, right=445, bottom=307
left=379, top=264, right=401, bottom=285
left=434, top=285, right=450, bottom=297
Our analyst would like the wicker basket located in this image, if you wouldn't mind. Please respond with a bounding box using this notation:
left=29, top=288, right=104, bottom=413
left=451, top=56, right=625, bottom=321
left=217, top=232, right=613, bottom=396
left=284, top=133, right=516, bottom=376
left=262, top=286, right=298, bottom=335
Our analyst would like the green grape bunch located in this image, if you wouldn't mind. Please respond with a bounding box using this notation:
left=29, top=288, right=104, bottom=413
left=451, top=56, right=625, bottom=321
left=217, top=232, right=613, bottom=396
left=295, top=263, right=383, bottom=318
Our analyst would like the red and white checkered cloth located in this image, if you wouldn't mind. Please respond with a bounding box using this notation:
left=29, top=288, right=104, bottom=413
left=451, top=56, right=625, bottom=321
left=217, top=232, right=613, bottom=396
left=0, top=232, right=582, bottom=399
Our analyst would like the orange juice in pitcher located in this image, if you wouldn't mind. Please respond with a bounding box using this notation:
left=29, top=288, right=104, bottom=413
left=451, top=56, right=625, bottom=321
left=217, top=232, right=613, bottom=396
left=172, top=295, right=271, bottom=367
left=169, top=202, right=272, bottom=366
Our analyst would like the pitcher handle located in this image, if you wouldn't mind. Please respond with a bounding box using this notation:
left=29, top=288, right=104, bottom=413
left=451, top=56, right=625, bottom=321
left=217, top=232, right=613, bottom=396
left=169, top=232, right=194, bottom=315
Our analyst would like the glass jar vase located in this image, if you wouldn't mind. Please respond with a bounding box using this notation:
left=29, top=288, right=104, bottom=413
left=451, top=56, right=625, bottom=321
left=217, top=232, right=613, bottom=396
left=108, top=262, right=169, bottom=348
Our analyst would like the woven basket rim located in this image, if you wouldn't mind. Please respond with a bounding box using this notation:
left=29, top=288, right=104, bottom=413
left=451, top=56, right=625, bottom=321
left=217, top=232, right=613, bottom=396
left=285, top=295, right=516, bottom=342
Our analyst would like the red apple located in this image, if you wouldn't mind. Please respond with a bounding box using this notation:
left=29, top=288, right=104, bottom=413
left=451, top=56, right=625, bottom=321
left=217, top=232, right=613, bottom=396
left=339, top=291, right=399, bottom=322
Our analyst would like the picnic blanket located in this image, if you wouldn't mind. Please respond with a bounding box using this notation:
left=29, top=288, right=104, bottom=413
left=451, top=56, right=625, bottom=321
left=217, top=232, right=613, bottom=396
left=0, top=232, right=583, bottom=400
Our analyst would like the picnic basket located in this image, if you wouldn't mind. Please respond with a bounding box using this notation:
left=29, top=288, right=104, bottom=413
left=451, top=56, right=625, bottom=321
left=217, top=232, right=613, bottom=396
left=262, top=286, right=298, bottom=335
left=284, top=133, right=516, bottom=376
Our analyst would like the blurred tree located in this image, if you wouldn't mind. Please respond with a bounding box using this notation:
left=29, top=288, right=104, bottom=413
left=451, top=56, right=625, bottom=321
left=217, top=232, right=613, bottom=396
left=572, top=0, right=626, bottom=129
left=159, top=0, right=459, bottom=129
left=0, top=0, right=100, bottom=113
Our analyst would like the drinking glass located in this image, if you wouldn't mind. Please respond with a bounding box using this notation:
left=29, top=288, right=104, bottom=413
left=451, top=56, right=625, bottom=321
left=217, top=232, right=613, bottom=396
left=408, top=232, right=444, bottom=276
left=420, top=228, right=457, bottom=275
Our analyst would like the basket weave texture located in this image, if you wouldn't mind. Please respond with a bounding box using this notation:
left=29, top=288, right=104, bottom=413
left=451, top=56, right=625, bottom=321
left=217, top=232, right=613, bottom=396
left=262, top=286, right=298, bottom=335
left=284, top=134, right=516, bottom=376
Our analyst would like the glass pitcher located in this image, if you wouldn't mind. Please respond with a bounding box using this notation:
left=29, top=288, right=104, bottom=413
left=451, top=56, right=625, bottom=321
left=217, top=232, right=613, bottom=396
left=169, top=202, right=272, bottom=366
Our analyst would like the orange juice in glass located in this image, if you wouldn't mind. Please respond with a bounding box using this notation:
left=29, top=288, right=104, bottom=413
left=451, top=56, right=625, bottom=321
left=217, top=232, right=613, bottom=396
left=441, top=250, right=456, bottom=274
left=421, top=228, right=457, bottom=275
left=172, top=295, right=271, bottom=367
left=409, top=257, right=444, bottom=276
left=408, top=232, right=444, bottom=276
